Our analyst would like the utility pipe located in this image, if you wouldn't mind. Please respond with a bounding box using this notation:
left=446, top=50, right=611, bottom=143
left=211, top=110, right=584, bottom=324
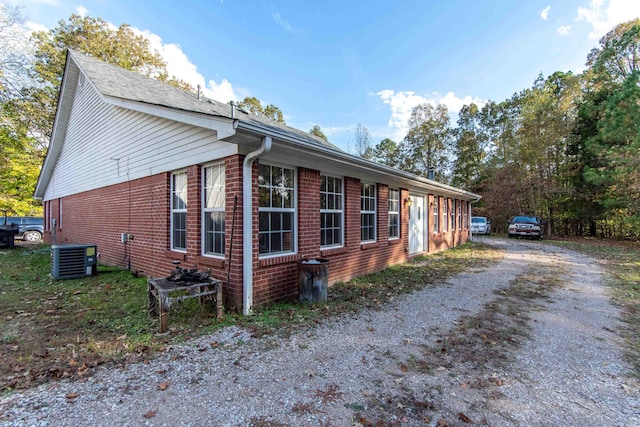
left=242, top=136, right=272, bottom=315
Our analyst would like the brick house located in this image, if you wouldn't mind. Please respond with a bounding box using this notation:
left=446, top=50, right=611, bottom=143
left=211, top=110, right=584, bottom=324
left=34, top=51, right=480, bottom=314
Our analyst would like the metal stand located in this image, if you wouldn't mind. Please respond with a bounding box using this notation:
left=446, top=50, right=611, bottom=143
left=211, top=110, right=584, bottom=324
left=148, top=277, right=222, bottom=332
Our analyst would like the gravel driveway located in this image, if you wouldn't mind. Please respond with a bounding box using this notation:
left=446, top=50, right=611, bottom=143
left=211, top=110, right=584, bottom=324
left=1, top=238, right=638, bottom=426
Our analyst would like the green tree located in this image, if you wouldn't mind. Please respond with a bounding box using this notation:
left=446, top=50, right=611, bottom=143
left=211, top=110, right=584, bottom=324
left=309, top=124, right=327, bottom=140
left=238, top=96, right=286, bottom=124
left=451, top=103, right=485, bottom=189
left=0, top=126, right=41, bottom=215
left=400, top=103, right=451, bottom=180
left=372, top=138, right=399, bottom=167
left=10, top=13, right=192, bottom=145
left=587, top=18, right=640, bottom=84
left=586, top=71, right=640, bottom=230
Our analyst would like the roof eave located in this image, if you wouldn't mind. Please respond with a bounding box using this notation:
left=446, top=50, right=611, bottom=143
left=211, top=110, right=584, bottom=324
left=236, top=120, right=481, bottom=201
left=34, top=50, right=78, bottom=200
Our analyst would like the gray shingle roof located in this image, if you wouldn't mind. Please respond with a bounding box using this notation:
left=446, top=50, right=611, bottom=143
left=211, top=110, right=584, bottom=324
left=69, top=50, right=343, bottom=152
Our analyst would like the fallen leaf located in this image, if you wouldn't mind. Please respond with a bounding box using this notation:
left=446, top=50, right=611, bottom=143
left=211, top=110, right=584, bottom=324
left=437, top=418, right=449, bottom=427
left=158, top=381, right=170, bottom=391
left=489, top=377, right=504, bottom=386
left=210, top=341, right=219, bottom=348
left=155, top=369, right=167, bottom=374
left=458, top=412, right=472, bottom=423
left=403, top=338, right=412, bottom=344
left=198, top=347, right=208, bottom=352
left=143, top=410, right=157, bottom=418
left=66, top=392, right=79, bottom=400
left=460, top=383, right=468, bottom=389
left=367, top=327, right=375, bottom=332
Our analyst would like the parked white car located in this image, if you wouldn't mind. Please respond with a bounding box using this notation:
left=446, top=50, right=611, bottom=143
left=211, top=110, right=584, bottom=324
left=471, top=216, right=491, bottom=235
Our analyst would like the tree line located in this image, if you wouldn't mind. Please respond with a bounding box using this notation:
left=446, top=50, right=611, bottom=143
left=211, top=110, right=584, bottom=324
left=1, top=4, right=638, bottom=240
left=354, top=19, right=640, bottom=239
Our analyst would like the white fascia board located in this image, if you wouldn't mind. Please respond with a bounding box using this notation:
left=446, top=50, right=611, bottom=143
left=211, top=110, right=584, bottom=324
left=103, top=95, right=236, bottom=140
left=34, top=58, right=79, bottom=200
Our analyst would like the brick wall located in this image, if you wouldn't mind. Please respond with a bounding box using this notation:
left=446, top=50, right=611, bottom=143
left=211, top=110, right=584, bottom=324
left=43, top=155, right=470, bottom=312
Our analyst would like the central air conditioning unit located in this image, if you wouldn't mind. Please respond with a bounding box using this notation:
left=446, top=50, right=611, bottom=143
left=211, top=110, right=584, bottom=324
left=51, top=244, right=98, bottom=280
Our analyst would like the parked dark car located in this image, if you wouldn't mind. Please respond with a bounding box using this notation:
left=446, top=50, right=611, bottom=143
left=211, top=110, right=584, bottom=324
left=507, top=215, right=546, bottom=240
left=2, top=217, right=44, bottom=242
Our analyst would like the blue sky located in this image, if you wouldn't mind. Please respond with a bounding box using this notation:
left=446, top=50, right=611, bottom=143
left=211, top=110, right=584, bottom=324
left=12, top=0, right=640, bottom=151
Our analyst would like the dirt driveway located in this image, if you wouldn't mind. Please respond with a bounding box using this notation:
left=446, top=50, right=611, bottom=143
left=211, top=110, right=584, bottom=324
left=1, top=238, right=639, bottom=426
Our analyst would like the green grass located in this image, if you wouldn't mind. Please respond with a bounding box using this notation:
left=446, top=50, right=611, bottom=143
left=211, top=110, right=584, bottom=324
left=0, top=241, right=503, bottom=391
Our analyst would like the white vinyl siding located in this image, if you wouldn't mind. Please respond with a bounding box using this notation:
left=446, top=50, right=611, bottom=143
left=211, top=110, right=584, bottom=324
left=202, top=163, right=225, bottom=257
left=171, top=171, right=187, bottom=251
left=361, top=183, right=376, bottom=243
left=258, top=164, right=296, bottom=256
left=388, top=188, right=399, bottom=239
left=43, top=77, right=236, bottom=201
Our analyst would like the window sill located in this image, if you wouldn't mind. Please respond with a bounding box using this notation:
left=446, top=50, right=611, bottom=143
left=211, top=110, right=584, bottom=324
left=321, top=246, right=348, bottom=257
left=165, top=250, right=187, bottom=261
left=259, top=253, right=301, bottom=267
left=388, top=238, right=401, bottom=246
left=197, top=256, right=225, bottom=268
left=361, top=241, right=381, bottom=250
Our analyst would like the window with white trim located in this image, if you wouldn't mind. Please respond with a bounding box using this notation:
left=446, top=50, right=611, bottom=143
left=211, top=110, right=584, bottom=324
left=202, top=163, right=225, bottom=257
left=171, top=171, right=187, bottom=251
left=388, top=188, right=399, bottom=239
left=457, top=200, right=462, bottom=230
left=320, top=175, right=343, bottom=247
left=433, top=196, right=439, bottom=233
left=258, top=164, right=296, bottom=255
left=442, top=197, right=448, bottom=232
left=361, top=183, right=376, bottom=242
left=451, top=199, right=456, bottom=230
left=463, top=201, right=468, bottom=229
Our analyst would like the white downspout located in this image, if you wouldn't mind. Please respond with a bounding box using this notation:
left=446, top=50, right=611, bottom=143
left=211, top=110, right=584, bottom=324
left=468, top=200, right=474, bottom=240
left=242, top=136, right=272, bottom=315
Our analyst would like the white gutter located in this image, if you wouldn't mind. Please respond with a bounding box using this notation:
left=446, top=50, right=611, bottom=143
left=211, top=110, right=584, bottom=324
left=242, top=136, right=272, bottom=315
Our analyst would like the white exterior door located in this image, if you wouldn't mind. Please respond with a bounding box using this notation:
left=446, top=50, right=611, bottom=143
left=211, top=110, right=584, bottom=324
left=409, top=195, right=426, bottom=254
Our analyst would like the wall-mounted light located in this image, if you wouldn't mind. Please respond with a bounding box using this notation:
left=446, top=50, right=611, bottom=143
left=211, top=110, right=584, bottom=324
left=404, top=197, right=413, bottom=207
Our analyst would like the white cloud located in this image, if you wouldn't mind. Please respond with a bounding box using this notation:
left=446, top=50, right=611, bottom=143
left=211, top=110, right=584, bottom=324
left=541, top=6, right=551, bottom=21
left=272, top=12, right=294, bottom=31
left=25, top=21, right=48, bottom=33
left=377, top=89, right=486, bottom=140
left=134, top=28, right=240, bottom=103
left=75, top=5, right=88, bottom=17
left=577, top=0, right=640, bottom=39
left=557, top=25, right=572, bottom=36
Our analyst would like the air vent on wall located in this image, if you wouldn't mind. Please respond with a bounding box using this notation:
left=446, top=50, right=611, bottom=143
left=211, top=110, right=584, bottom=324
left=51, top=244, right=98, bottom=280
